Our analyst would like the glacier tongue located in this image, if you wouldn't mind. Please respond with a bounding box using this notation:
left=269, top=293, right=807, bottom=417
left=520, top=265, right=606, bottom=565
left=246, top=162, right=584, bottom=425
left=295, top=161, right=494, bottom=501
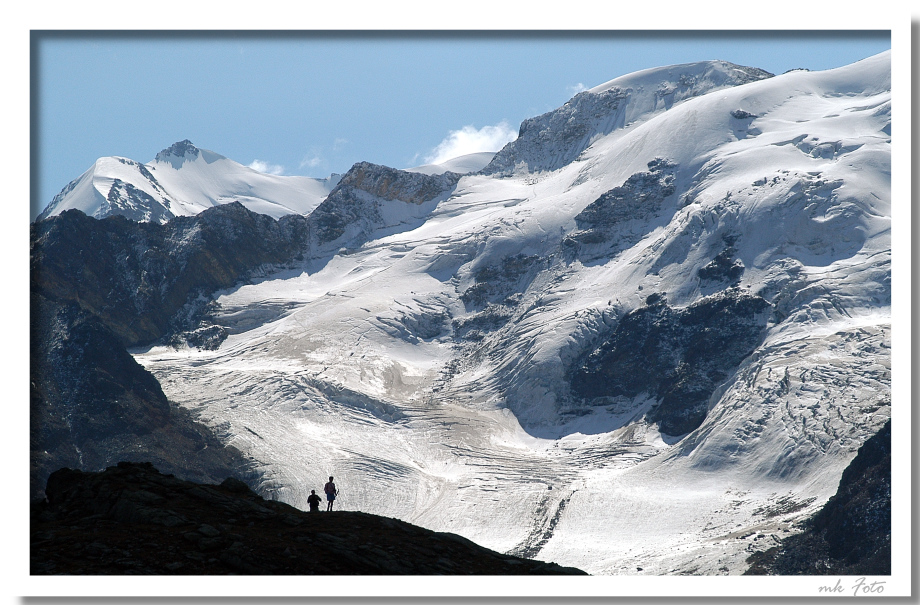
left=132, top=52, right=890, bottom=575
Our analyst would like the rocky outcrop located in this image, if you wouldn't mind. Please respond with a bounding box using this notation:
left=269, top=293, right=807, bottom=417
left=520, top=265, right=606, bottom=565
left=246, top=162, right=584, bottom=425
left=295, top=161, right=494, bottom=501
left=460, top=253, right=544, bottom=309
left=103, top=177, right=176, bottom=224
left=745, top=420, right=891, bottom=575
left=306, top=161, right=460, bottom=248
left=697, top=235, right=745, bottom=286
left=31, top=462, right=588, bottom=575
left=571, top=289, right=771, bottom=436
left=730, top=109, right=758, bottom=120
left=564, top=158, right=678, bottom=260
left=155, top=139, right=200, bottom=162
left=336, top=161, right=461, bottom=205
left=482, top=87, right=630, bottom=175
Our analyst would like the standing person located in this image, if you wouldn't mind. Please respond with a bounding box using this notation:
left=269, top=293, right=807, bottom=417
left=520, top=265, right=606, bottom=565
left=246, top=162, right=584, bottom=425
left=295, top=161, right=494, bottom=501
left=306, top=489, right=321, bottom=512
left=324, top=476, right=338, bottom=511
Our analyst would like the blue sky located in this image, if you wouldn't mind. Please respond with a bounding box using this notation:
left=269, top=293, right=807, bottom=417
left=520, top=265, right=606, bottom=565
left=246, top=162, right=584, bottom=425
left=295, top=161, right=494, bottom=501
left=32, top=31, right=890, bottom=220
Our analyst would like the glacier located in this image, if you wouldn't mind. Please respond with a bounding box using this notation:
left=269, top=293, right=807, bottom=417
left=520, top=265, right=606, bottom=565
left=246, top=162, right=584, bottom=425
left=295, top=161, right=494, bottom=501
left=41, top=53, right=891, bottom=576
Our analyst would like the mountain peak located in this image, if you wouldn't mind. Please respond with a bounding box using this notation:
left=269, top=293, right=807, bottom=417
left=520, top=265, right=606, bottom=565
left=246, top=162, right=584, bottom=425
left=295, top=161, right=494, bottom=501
left=155, top=139, right=200, bottom=162
left=482, top=59, right=774, bottom=177
left=37, top=139, right=334, bottom=224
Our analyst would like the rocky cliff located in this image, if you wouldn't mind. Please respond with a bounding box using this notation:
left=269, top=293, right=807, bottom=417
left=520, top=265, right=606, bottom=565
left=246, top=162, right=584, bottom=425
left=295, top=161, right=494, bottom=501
left=30, top=292, right=252, bottom=501
left=744, top=419, right=891, bottom=575
left=306, top=161, right=460, bottom=251
left=30, top=202, right=316, bottom=499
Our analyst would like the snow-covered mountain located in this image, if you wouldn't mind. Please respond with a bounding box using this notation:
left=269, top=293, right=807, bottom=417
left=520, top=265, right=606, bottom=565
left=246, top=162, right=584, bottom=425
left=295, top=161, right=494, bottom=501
left=38, top=142, right=500, bottom=225
left=481, top=59, right=773, bottom=176
left=38, top=140, right=342, bottom=223
left=34, top=53, right=891, bottom=577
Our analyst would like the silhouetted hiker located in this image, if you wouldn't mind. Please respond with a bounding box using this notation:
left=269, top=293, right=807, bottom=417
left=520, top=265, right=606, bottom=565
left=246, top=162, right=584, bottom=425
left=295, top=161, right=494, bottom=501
left=324, top=476, right=338, bottom=511
left=307, top=489, right=321, bottom=512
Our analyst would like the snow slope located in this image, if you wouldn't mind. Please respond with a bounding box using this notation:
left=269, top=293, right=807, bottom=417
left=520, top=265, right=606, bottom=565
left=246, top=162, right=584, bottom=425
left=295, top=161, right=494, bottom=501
left=133, top=53, right=891, bottom=575
left=38, top=140, right=338, bottom=223
left=406, top=151, right=496, bottom=176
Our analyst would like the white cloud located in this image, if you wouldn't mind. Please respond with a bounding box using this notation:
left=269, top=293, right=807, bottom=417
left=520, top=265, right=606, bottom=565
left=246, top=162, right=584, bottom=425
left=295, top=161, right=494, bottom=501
left=299, top=153, right=324, bottom=169
left=424, top=121, right=517, bottom=165
left=248, top=159, right=285, bottom=175
left=567, top=82, right=588, bottom=96
left=333, top=138, right=348, bottom=153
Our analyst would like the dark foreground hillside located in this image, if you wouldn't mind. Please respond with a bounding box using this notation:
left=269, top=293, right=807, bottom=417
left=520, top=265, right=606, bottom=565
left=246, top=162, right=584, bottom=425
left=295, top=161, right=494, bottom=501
left=31, top=462, right=587, bottom=575
left=745, top=419, right=891, bottom=575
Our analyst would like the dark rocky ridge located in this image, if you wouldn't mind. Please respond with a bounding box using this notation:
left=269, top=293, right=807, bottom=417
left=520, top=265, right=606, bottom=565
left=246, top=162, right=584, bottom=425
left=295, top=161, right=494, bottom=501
left=744, top=419, right=891, bottom=575
left=30, top=202, right=315, bottom=499
left=460, top=254, right=544, bottom=310
left=31, top=462, right=587, bottom=575
left=574, top=159, right=677, bottom=231
left=571, top=289, right=771, bottom=436
left=698, top=235, right=745, bottom=285
left=31, top=202, right=311, bottom=348
left=30, top=292, right=250, bottom=501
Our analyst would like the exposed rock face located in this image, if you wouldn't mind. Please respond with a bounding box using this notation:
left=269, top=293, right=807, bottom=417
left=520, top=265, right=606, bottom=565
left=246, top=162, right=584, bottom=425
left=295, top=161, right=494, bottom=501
left=698, top=235, right=745, bottom=286
left=31, top=202, right=310, bottom=347
left=306, top=161, right=460, bottom=248
left=337, top=161, right=461, bottom=205
left=450, top=254, right=546, bottom=344
left=30, top=292, right=249, bottom=501
left=483, top=87, right=630, bottom=175
left=745, top=420, right=891, bottom=575
left=730, top=109, right=758, bottom=120
left=104, top=177, right=176, bottom=224
left=565, top=158, right=678, bottom=260
left=482, top=61, right=772, bottom=176
left=154, top=138, right=200, bottom=162
left=576, top=159, right=677, bottom=229
left=571, top=289, right=771, bottom=435
left=31, top=462, right=587, bottom=575
left=30, top=202, right=317, bottom=498
left=461, top=253, right=544, bottom=309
